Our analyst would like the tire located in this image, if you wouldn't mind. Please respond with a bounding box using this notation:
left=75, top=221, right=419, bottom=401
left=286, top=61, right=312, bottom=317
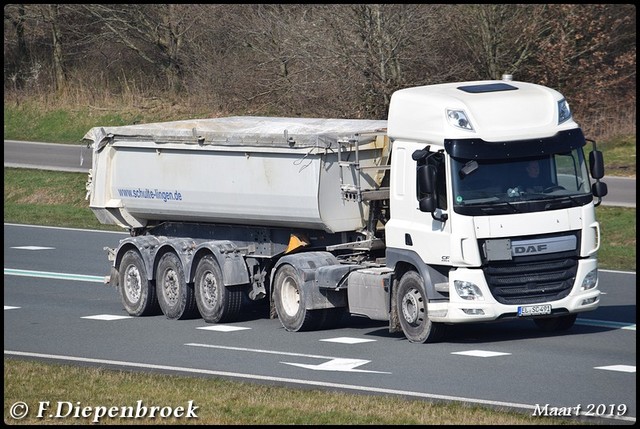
left=533, top=314, right=577, bottom=332
left=396, top=271, right=446, bottom=343
left=155, top=252, right=198, bottom=320
left=118, top=249, right=160, bottom=316
left=194, top=255, right=243, bottom=323
left=273, top=264, right=320, bottom=332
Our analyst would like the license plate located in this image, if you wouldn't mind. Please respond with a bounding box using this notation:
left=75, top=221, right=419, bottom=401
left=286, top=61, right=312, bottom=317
left=518, top=304, right=552, bottom=317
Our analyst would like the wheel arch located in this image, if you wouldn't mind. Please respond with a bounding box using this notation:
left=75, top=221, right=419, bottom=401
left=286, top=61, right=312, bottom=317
left=270, top=251, right=340, bottom=309
left=191, top=241, right=250, bottom=287
left=114, top=237, right=158, bottom=282
left=386, top=247, right=449, bottom=301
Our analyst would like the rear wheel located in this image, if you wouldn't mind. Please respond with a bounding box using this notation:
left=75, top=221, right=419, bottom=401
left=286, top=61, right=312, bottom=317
left=533, top=314, right=577, bottom=332
left=194, top=255, right=243, bottom=323
left=155, top=252, right=198, bottom=320
left=273, top=264, right=321, bottom=331
left=396, top=271, right=446, bottom=343
left=119, top=249, right=160, bottom=316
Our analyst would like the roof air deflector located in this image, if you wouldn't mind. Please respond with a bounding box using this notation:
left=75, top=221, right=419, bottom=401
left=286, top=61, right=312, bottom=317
left=457, top=83, right=518, bottom=94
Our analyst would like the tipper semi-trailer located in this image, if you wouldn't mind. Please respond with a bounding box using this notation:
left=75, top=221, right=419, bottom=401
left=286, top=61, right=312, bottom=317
left=84, top=79, right=608, bottom=343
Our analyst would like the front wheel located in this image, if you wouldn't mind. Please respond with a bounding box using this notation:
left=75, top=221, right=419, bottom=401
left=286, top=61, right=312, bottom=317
left=396, top=271, right=446, bottom=343
left=533, top=314, right=577, bottom=332
left=273, top=264, right=320, bottom=332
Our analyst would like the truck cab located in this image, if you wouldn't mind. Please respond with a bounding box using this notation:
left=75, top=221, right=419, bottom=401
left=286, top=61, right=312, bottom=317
left=383, top=80, right=607, bottom=341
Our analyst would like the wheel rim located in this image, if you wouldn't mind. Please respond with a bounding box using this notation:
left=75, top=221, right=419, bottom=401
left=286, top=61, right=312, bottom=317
left=124, top=264, right=142, bottom=303
left=280, top=275, right=300, bottom=317
left=401, top=288, right=424, bottom=326
left=161, top=268, right=179, bottom=305
left=200, top=270, right=219, bottom=308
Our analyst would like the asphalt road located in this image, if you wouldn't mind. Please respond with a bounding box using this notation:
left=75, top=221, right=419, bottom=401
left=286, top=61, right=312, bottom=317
left=4, top=224, right=637, bottom=424
left=3, top=140, right=636, bottom=208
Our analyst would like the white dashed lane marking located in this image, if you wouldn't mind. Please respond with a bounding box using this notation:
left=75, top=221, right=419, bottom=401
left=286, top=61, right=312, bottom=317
left=320, top=337, right=376, bottom=344
left=594, top=365, right=636, bottom=373
left=197, top=325, right=251, bottom=332
left=451, top=350, right=512, bottom=358
left=81, top=314, right=134, bottom=321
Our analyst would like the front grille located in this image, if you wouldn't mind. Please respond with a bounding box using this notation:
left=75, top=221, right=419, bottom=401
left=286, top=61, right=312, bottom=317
left=483, top=257, right=577, bottom=304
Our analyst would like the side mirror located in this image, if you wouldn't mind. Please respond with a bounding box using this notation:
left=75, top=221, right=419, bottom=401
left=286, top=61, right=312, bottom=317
left=417, top=165, right=436, bottom=194
left=589, top=150, right=605, bottom=180
left=592, top=181, right=608, bottom=198
left=417, top=165, right=448, bottom=222
left=419, top=196, right=436, bottom=213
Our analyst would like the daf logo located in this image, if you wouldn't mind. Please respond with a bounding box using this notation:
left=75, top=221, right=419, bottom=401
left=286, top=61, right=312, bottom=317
left=514, top=244, right=548, bottom=254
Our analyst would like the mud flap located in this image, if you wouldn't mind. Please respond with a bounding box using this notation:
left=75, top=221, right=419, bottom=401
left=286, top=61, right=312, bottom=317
left=388, top=278, right=401, bottom=333
left=109, top=266, right=119, bottom=288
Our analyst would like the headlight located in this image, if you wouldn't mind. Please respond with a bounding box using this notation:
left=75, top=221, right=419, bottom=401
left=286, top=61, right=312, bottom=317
left=454, top=280, right=484, bottom=300
left=581, top=268, right=598, bottom=290
left=447, top=109, right=474, bottom=131
left=558, top=99, right=572, bottom=124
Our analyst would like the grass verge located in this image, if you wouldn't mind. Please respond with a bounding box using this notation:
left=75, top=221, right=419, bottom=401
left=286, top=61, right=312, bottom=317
left=4, top=358, right=575, bottom=425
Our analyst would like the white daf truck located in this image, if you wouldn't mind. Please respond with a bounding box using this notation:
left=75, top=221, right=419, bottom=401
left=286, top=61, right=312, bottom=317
left=84, top=79, right=608, bottom=343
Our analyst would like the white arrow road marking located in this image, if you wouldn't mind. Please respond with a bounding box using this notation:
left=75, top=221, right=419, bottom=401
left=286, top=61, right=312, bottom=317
left=282, top=358, right=390, bottom=373
left=186, top=343, right=390, bottom=374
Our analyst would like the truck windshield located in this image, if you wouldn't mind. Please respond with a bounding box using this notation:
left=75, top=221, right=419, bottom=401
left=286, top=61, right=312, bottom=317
left=450, top=145, right=593, bottom=216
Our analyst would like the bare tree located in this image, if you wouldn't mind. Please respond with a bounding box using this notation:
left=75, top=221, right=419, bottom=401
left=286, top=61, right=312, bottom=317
left=313, top=4, right=447, bottom=117
left=529, top=5, right=636, bottom=101
left=226, top=5, right=449, bottom=118
left=221, top=5, right=321, bottom=114
left=4, top=4, right=78, bottom=94
left=440, top=4, right=550, bottom=80
left=4, top=4, right=29, bottom=90
left=81, top=4, right=211, bottom=94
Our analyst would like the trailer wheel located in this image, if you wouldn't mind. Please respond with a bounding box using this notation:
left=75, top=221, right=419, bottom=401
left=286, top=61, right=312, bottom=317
left=533, top=314, right=577, bottom=332
left=397, top=271, right=446, bottom=343
left=194, top=255, right=243, bottom=323
left=155, top=252, right=198, bottom=320
left=119, top=249, right=160, bottom=316
left=273, top=264, right=320, bottom=332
